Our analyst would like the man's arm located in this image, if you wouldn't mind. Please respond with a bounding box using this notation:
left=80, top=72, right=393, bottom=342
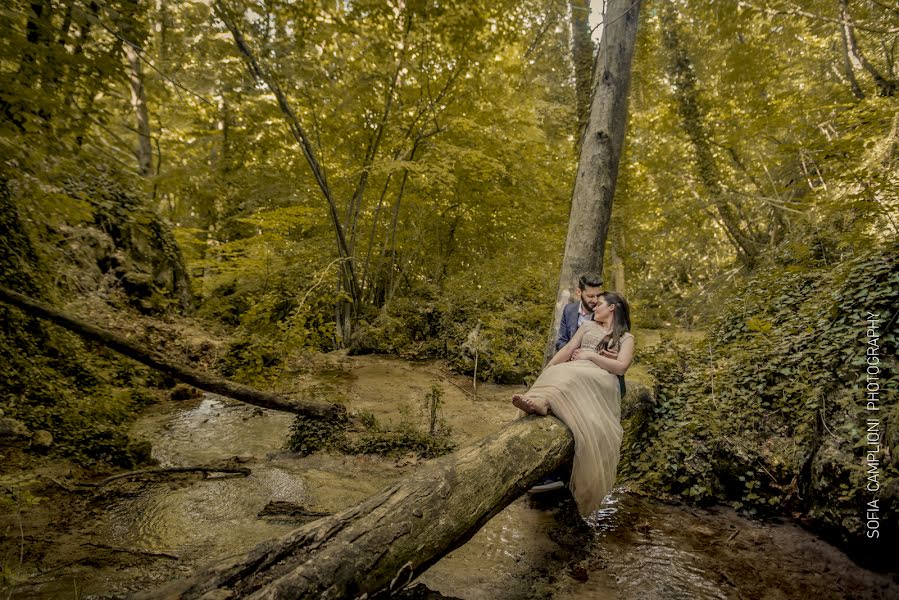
left=555, top=304, right=573, bottom=352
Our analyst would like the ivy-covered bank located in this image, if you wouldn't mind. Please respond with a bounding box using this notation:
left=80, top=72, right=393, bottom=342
left=620, top=241, right=898, bottom=551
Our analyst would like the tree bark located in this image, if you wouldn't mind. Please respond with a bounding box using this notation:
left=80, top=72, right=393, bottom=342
left=569, top=0, right=595, bottom=140
left=0, top=286, right=345, bottom=420
left=546, top=0, right=642, bottom=362
left=125, top=42, right=154, bottom=176
left=838, top=0, right=866, bottom=99
left=136, top=415, right=574, bottom=600
left=839, top=0, right=897, bottom=96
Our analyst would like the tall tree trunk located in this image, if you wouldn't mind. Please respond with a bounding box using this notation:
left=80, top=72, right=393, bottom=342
left=125, top=43, right=154, bottom=176
left=838, top=0, right=866, bottom=99
left=347, top=12, right=412, bottom=254
left=569, top=0, right=595, bottom=140
left=118, top=0, right=153, bottom=176
left=386, top=165, right=412, bottom=301
left=545, top=0, right=642, bottom=363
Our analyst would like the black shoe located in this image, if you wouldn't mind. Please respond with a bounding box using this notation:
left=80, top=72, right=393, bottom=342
left=529, top=476, right=565, bottom=493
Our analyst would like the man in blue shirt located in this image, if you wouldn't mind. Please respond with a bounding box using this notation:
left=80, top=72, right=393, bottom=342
left=555, top=273, right=604, bottom=352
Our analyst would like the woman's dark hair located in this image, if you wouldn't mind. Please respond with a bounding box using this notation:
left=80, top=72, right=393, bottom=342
left=600, top=291, right=631, bottom=349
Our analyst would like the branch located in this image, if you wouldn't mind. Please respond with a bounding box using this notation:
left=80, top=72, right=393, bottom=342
left=426, top=369, right=475, bottom=400
left=524, top=0, right=559, bottom=59
left=292, top=257, right=350, bottom=315
left=76, top=466, right=251, bottom=487
left=75, top=0, right=216, bottom=107
left=82, top=542, right=180, bottom=560
left=348, top=10, right=414, bottom=253
left=0, top=286, right=346, bottom=420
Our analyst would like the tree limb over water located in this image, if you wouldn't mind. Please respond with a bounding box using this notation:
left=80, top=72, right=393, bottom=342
left=0, top=286, right=345, bottom=420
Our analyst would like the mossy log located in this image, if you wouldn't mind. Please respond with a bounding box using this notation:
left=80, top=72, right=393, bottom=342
left=0, top=286, right=344, bottom=420
left=137, top=415, right=574, bottom=599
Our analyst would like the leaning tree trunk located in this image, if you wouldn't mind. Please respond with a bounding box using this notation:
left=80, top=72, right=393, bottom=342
left=545, top=0, right=642, bottom=362
left=0, top=286, right=344, bottom=420
left=136, top=415, right=574, bottom=600
left=569, top=0, right=594, bottom=141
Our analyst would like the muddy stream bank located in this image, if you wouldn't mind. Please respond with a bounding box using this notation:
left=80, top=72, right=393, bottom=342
left=4, top=354, right=897, bottom=599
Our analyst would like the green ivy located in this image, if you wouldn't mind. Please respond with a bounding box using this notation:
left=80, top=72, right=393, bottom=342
left=622, top=241, right=898, bottom=545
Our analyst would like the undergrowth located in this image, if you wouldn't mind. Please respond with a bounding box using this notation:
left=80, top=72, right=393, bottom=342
left=620, top=241, right=898, bottom=547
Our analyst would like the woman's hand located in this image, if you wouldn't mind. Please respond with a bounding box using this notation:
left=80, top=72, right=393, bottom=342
left=548, top=325, right=589, bottom=366
left=571, top=348, right=599, bottom=362
left=599, top=347, right=619, bottom=359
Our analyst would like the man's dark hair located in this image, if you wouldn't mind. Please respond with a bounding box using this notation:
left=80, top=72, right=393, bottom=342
left=577, top=272, right=603, bottom=290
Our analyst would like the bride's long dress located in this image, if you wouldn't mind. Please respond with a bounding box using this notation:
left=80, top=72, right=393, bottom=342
left=527, top=322, right=630, bottom=516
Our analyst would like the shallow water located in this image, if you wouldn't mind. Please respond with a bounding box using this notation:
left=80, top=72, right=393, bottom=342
left=10, top=354, right=898, bottom=599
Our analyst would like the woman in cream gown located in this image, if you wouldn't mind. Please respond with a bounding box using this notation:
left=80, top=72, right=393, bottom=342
left=513, top=291, right=634, bottom=517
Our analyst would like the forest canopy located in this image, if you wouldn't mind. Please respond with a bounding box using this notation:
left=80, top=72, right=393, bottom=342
left=1, top=0, right=896, bottom=550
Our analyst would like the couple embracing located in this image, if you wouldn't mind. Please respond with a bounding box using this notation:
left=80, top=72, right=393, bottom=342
left=512, top=274, right=634, bottom=517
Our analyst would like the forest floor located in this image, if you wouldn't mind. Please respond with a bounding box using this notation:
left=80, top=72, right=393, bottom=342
left=1, top=315, right=897, bottom=599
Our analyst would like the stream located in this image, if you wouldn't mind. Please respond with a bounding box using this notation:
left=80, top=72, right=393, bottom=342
left=10, top=354, right=898, bottom=599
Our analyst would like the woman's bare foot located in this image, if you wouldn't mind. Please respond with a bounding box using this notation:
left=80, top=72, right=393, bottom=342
left=512, top=394, right=549, bottom=416
left=529, top=397, right=550, bottom=416
left=512, top=394, right=534, bottom=414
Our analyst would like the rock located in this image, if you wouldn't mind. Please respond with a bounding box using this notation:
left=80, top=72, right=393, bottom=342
left=119, top=271, right=155, bottom=298
left=0, top=417, right=30, bottom=438
left=31, top=430, right=53, bottom=450
left=171, top=384, right=203, bottom=401
left=127, top=440, right=155, bottom=465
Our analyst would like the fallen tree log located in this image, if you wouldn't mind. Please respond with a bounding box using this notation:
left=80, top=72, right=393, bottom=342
left=137, top=415, right=574, bottom=599
left=0, top=286, right=344, bottom=420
